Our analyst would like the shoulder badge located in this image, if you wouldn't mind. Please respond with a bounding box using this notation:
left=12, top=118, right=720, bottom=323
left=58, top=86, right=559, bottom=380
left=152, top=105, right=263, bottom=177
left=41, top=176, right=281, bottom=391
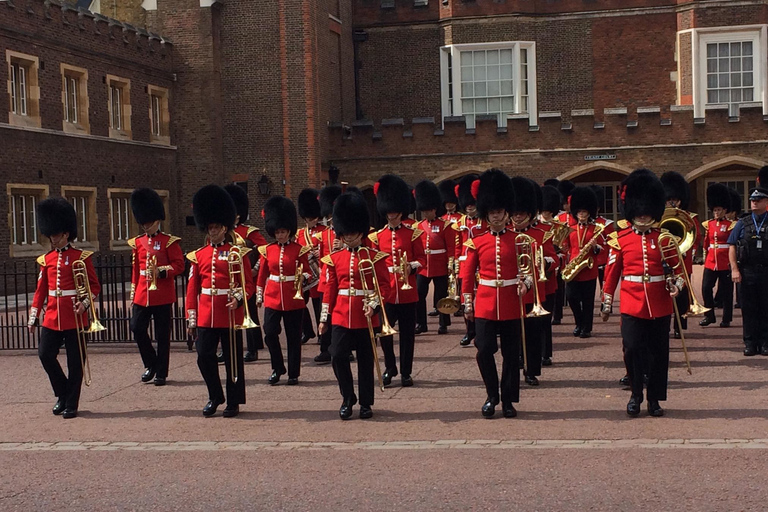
left=36, top=254, right=46, bottom=266
left=257, top=245, right=268, bottom=259
left=320, top=254, right=334, bottom=266
left=607, top=238, right=621, bottom=251
left=186, top=251, right=198, bottom=264
left=313, top=232, right=323, bottom=241
left=368, top=232, right=379, bottom=245
left=412, top=229, right=424, bottom=241
left=463, top=239, right=476, bottom=250
left=166, top=235, right=181, bottom=248
left=298, top=244, right=312, bottom=257
left=239, top=247, right=252, bottom=258
left=617, top=219, right=630, bottom=230
left=690, top=212, right=698, bottom=219
left=372, top=251, right=389, bottom=263
left=79, top=250, right=94, bottom=260
left=246, top=225, right=260, bottom=236
left=127, top=237, right=137, bottom=249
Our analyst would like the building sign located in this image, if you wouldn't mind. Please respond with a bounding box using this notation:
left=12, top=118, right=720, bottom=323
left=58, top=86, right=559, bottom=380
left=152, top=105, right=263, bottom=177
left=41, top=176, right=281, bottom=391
left=584, top=154, right=617, bottom=161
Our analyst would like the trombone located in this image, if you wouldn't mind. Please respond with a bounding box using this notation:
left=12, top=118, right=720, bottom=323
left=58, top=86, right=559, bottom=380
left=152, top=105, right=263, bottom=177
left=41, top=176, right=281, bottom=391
left=227, top=246, right=259, bottom=384
left=516, top=234, right=550, bottom=318
left=658, top=232, right=695, bottom=375
left=437, top=257, right=461, bottom=315
left=72, top=259, right=105, bottom=387
left=359, top=248, right=397, bottom=391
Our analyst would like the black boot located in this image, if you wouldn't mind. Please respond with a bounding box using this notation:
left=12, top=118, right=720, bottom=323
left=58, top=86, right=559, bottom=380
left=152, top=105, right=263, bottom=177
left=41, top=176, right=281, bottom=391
left=339, top=396, right=357, bottom=420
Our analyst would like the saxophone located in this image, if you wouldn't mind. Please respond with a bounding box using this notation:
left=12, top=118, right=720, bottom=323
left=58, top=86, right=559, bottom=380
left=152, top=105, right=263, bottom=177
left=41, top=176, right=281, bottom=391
left=561, top=223, right=605, bottom=282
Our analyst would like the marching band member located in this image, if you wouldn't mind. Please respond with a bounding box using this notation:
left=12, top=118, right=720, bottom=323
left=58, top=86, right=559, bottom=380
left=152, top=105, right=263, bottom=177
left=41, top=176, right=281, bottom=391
left=462, top=169, right=531, bottom=419
left=369, top=175, right=425, bottom=387
left=438, top=179, right=463, bottom=318
left=256, top=196, right=313, bottom=385
left=128, top=188, right=185, bottom=386
left=225, top=184, right=267, bottom=363
left=553, top=179, right=576, bottom=324
left=455, top=174, right=488, bottom=347
left=591, top=185, right=615, bottom=287
left=555, top=180, right=576, bottom=226
left=539, top=185, right=566, bottom=365
left=561, top=186, right=604, bottom=338
left=29, top=197, right=101, bottom=419
left=297, top=188, right=327, bottom=345
left=415, top=180, right=456, bottom=335
left=602, top=169, right=684, bottom=417
left=699, top=183, right=735, bottom=328
left=318, top=193, right=392, bottom=420
left=186, top=185, right=254, bottom=418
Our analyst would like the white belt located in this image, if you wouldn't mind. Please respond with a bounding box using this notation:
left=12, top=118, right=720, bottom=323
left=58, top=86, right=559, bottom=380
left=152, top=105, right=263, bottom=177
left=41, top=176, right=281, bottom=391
left=425, top=249, right=446, bottom=255
left=458, top=256, right=467, bottom=261
left=201, top=288, right=230, bottom=296
left=388, top=266, right=398, bottom=273
left=49, top=289, right=78, bottom=297
left=268, top=275, right=296, bottom=282
left=478, top=278, right=519, bottom=288
left=338, top=289, right=367, bottom=296
left=623, top=275, right=665, bottom=283
left=708, top=244, right=729, bottom=250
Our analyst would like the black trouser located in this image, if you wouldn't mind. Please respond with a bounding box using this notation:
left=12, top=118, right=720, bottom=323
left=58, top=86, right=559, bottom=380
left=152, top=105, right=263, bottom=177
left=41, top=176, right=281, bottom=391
left=741, top=266, right=768, bottom=351
left=330, top=326, right=375, bottom=407
left=542, top=294, right=555, bottom=359
left=263, top=307, right=304, bottom=379
left=522, top=303, right=544, bottom=377
left=39, top=327, right=83, bottom=410
left=671, top=289, right=690, bottom=332
left=566, top=278, right=596, bottom=333
left=701, top=268, right=733, bottom=323
left=416, top=274, right=449, bottom=329
left=196, top=327, right=245, bottom=406
left=475, top=318, right=521, bottom=405
left=130, top=303, right=171, bottom=379
left=553, top=274, right=565, bottom=322
left=245, top=295, right=264, bottom=352
left=301, top=291, right=321, bottom=340
left=380, top=302, right=417, bottom=377
left=621, top=314, right=670, bottom=402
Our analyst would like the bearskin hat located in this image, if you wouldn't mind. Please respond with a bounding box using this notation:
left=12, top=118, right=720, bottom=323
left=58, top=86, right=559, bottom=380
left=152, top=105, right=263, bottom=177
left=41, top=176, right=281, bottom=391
left=706, top=183, right=731, bottom=211
left=438, top=179, right=458, bottom=207
left=192, top=184, right=237, bottom=232
left=532, top=179, right=543, bottom=214
left=458, top=174, right=479, bottom=210
left=333, top=192, right=370, bottom=237
left=557, top=180, right=576, bottom=204
left=415, top=180, right=444, bottom=214
left=541, top=185, right=561, bottom=215
left=37, top=197, right=78, bottom=240
left=622, top=169, right=666, bottom=223
left=589, top=185, right=605, bottom=214
left=569, top=186, right=598, bottom=221
left=660, top=171, right=690, bottom=210
left=618, top=168, right=655, bottom=216
left=263, top=195, right=298, bottom=238
left=758, top=166, right=768, bottom=188
left=130, top=188, right=166, bottom=225
left=728, top=187, right=742, bottom=215
left=224, top=184, right=250, bottom=223
left=374, top=174, right=411, bottom=217
left=476, top=169, right=515, bottom=218
left=298, top=188, right=321, bottom=220
left=511, top=176, right=538, bottom=219
left=544, top=178, right=560, bottom=188
left=319, top=185, right=342, bottom=219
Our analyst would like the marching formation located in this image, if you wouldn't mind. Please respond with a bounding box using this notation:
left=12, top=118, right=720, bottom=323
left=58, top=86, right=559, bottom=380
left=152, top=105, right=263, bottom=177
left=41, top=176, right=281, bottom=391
left=27, top=167, right=768, bottom=420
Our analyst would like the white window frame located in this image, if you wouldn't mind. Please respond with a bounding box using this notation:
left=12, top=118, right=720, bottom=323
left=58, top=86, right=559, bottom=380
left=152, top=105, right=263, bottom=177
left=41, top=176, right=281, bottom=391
left=10, top=193, right=38, bottom=245
left=69, top=195, right=88, bottom=242
left=692, top=25, right=768, bottom=118
left=64, top=75, right=78, bottom=124
left=110, top=195, right=131, bottom=241
left=109, top=84, right=123, bottom=130
left=10, top=62, right=28, bottom=116
left=440, top=41, right=538, bottom=129
left=151, top=94, right=161, bottom=136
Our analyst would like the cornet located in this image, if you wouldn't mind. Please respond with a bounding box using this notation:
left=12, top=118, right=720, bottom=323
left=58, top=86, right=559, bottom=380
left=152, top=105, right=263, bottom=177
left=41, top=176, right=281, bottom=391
left=293, top=263, right=305, bottom=300
left=397, top=250, right=413, bottom=290
left=147, top=254, right=158, bottom=291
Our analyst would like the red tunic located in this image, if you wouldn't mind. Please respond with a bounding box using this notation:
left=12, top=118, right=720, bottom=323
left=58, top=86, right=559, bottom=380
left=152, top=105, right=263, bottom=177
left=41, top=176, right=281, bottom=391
left=256, top=241, right=312, bottom=311
left=594, top=216, right=616, bottom=267
left=416, top=218, right=457, bottom=278
left=129, top=232, right=185, bottom=307
left=461, top=230, right=525, bottom=321
left=562, top=222, right=605, bottom=282
left=456, top=215, right=488, bottom=274
left=232, top=224, right=268, bottom=250
left=603, top=228, right=678, bottom=319
left=30, top=246, right=101, bottom=331
left=556, top=211, right=575, bottom=226
left=703, top=218, right=736, bottom=272
left=297, top=224, right=327, bottom=298
left=320, top=247, right=392, bottom=329
left=368, top=224, right=426, bottom=304
left=185, top=241, right=255, bottom=328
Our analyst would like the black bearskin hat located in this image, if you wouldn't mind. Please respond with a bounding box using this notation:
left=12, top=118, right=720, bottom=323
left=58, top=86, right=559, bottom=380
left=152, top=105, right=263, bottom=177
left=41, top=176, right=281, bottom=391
left=263, top=195, right=298, bottom=238
left=224, top=184, right=250, bottom=223
left=589, top=185, right=605, bottom=214
left=544, top=178, right=560, bottom=188
left=37, top=197, right=78, bottom=240
left=532, top=179, right=543, bottom=214
left=130, top=188, right=166, bottom=225
left=298, top=188, right=321, bottom=220
left=622, top=169, right=666, bottom=223
left=758, top=166, right=768, bottom=188
left=415, top=180, right=444, bottom=214
left=511, top=176, right=538, bottom=219
left=476, top=169, right=515, bottom=218
left=706, top=183, right=731, bottom=211
left=728, top=187, right=742, bottom=215
left=192, top=184, right=237, bottom=232
left=374, top=174, right=411, bottom=217
left=569, top=186, right=598, bottom=221
left=458, top=174, right=479, bottom=210
left=557, top=180, right=576, bottom=204
left=618, top=168, right=655, bottom=217
left=319, top=185, right=342, bottom=219
left=660, top=171, right=690, bottom=210
left=333, top=192, right=370, bottom=237
left=541, top=185, right=562, bottom=215
left=438, top=179, right=458, bottom=206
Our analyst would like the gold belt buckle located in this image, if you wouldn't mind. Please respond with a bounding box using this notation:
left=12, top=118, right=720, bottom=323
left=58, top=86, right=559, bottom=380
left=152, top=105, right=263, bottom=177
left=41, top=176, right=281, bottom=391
left=279, top=275, right=286, bottom=282
left=349, top=287, right=355, bottom=296
left=56, top=290, right=62, bottom=297
left=496, top=279, right=504, bottom=288
left=424, top=249, right=431, bottom=255
left=642, top=274, right=650, bottom=283
left=210, top=287, right=217, bottom=294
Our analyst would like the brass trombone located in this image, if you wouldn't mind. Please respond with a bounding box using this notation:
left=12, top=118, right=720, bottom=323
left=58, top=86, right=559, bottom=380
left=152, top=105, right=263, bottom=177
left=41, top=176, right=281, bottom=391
left=397, top=250, right=413, bottom=290
left=359, top=248, right=397, bottom=391
left=516, top=234, right=550, bottom=318
left=227, top=246, right=259, bottom=384
left=658, top=231, right=694, bottom=375
left=72, top=259, right=105, bottom=387
left=437, top=257, right=461, bottom=315
left=147, top=254, right=158, bottom=291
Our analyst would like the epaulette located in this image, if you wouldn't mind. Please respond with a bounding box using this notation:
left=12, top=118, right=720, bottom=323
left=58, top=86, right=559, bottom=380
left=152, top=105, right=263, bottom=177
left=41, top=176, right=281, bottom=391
left=368, top=231, right=379, bottom=245
left=127, top=237, right=137, bottom=249
left=231, top=231, right=247, bottom=247
left=607, top=238, right=621, bottom=251
left=463, top=239, right=476, bottom=250
left=690, top=212, right=698, bottom=219
left=730, top=220, right=739, bottom=230
left=372, top=251, right=388, bottom=263
left=411, top=228, right=424, bottom=241
left=701, top=220, right=709, bottom=230
left=443, top=219, right=453, bottom=229
left=186, top=251, right=198, bottom=264
left=320, top=254, right=334, bottom=266
left=246, top=225, right=260, bottom=236
left=36, top=254, right=46, bottom=266
left=298, top=244, right=312, bottom=257
left=542, top=229, right=554, bottom=244
left=166, top=235, right=181, bottom=248
left=314, top=232, right=323, bottom=241
left=79, top=250, right=94, bottom=260
left=616, top=219, right=630, bottom=230
left=257, top=245, right=268, bottom=259
left=238, top=247, right=252, bottom=258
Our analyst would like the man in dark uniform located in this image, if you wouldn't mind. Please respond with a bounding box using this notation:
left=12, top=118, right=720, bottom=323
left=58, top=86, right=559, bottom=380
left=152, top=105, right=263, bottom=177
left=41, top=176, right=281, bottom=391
left=728, top=167, right=768, bottom=356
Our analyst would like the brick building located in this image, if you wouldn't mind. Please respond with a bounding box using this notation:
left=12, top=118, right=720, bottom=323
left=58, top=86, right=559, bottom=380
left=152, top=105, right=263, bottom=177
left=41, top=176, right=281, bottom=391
left=3, top=0, right=768, bottom=265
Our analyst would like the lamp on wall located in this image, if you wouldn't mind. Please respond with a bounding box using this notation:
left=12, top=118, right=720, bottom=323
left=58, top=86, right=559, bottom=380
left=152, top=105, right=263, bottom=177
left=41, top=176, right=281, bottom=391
left=257, top=174, right=271, bottom=196
left=328, top=164, right=340, bottom=185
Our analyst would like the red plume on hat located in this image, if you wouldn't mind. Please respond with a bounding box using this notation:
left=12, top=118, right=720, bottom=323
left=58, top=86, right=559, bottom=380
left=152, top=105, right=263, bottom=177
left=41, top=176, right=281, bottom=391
left=471, top=179, right=480, bottom=199
left=373, top=182, right=380, bottom=196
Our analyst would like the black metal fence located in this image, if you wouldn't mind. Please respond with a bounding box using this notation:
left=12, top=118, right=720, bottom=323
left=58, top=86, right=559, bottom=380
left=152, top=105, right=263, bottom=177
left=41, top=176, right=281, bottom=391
left=0, top=254, right=191, bottom=350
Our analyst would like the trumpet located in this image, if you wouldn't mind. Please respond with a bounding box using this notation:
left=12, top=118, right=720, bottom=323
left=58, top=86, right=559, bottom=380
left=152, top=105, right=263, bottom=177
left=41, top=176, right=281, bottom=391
left=72, top=259, right=105, bottom=387
left=561, top=223, right=605, bottom=282
left=437, top=257, right=461, bottom=315
left=227, top=246, right=258, bottom=384
left=293, top=263, right=305, bottom=300
left=359, top=248, right=397, bottom=391
left=147, top=254, right=158, bottom=291
left=535, top=244, right=548, bottom=283
left=397, top=250, right=413, bottom=290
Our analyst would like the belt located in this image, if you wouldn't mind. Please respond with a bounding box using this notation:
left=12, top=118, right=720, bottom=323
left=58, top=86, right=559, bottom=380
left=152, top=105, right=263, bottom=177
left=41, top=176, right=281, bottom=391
left=623, top=275, right=665, bottom=283
left=49, top=289, right=78, bottom=297
left=425, top=249, right=446, bottom=255
left=268, top=275, right=296, bottom=282
left=458, top=256, right=467, bottom=261
left=388, top=266, right=398, bottom=273
left=201, top=288, right=230, bottom=296
left=338, top=289, right=368, bottom=296
left=708, top=244, right=729, bottom=250
left=478, top=278, right=519, bottom=288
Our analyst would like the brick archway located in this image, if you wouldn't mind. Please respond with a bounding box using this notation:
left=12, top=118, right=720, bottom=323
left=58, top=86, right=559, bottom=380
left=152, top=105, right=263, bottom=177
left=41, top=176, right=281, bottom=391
left=557, top=162, right=634, bottom=182
left=434, top=168, right=485, bottom=184
left=685, top=156, right=765, bottom=182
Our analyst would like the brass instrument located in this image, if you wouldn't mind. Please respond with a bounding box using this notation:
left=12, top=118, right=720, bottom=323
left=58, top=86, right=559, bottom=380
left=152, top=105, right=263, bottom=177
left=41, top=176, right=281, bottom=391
left=514, top=234, right=531, bottom=374
left=561, top=223, right=605, bottom=282
left=359, top=248, right=397, bottom=391
left=658, top=231, right=694, bottom=375
left=437, top=257, right=461, bottom=315
left=548, top=219, right=573, bottom=248
left=147, top=254, right=158, bottom=291
left=535, top=244, right=548, bottom=283
left=293, top=263, right=305, bottom=300
left=397, top=250, right=413, bottom=290
left=72, top=259, right=105, bottom=387
left=227, top=246, right=259, bottom=384
left=516, top=234, right=550, bottom=318
left=303, top=228, right=322, bottom=282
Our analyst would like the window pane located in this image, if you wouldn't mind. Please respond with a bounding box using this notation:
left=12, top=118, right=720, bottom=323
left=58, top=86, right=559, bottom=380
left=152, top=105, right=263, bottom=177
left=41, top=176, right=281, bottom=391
left=718, top=90, right=730, bottom=103
left=500, top=64, right=513, bottom=80
left=707, top=90, right=718, bottom=103
left=520, top=48, right=528, bottom=64
left=461, top=66, right=472, bottom=81
left=487, top=65, right=499, bottom=81
left=500, top=80, right=513, bottom=95
left=743, top=41, right=753, bottom=56
left=10, top=64, right=17, bottom=114
left=488, top=97, right=500, bottom=112
left=500, top=49, right=512, bottom=64
left=487, top=50, right=499, bottom=65
left=501, top=97, right=514, bottom=111
left=474, top=51, right=486, bottom=66
left=707, top=43, right=717, bottom=58
left=719, top=74, right=729, bottom=87
left=743, top=72, right=753, bottom=86
left=743, top=88, right=754, bottom=101
left=743, top=57, right=753, bottom=71
left=719, top=43, right=729, bottom=57
left=718, top=58, right=729, bottom=73
left=475, top=98, right=487, bottom=113
left=487, top=81, right=500, bottom=96
left=731, top=88, right=742, bottom=103
left=731, top=58, right=741, bottom=72
left=19, top=66, right=27, bottom=115
left=475, top=82, right=486, bottom=97
left=706, top=59, right=717, bottom=73
left=462, top=99, right=474, bottom=113
left=474, top=66, right=486, bottom=80
left=730, top=42, right=741, bottom=57
left=461, top=51, right=472, bottom=67
left=732, top=73, right=741, bottom=87
left=461, top=82, right=473, bottom=97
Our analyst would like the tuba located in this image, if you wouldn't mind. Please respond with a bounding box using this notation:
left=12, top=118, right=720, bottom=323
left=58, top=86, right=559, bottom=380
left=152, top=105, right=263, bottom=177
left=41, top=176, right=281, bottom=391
left=72, top=259, right=105, bottom=387
left=561, top=223, right=605, bottom=282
